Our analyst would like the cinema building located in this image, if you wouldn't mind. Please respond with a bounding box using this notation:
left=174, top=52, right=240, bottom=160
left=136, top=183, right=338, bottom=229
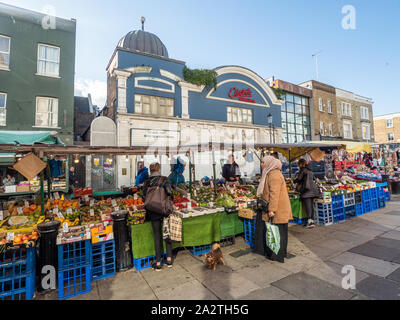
left=103, top=27, right=284, bottom=187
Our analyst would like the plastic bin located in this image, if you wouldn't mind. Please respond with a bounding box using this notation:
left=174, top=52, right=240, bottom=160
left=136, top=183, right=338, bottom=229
left=58, top=240, right=91, bottom=271
left=111, top=211, right=133, bottom=272
left=0, top=272, right=35, bottom=300
left=189, top=244, right=212, bottom=256
left=314, top=202, right=333, bottom=226
left=58, top=265, right=91, bottom=300
left=243, top=218, right=256, bottom=247
left=0, top=246, right=35, bottom=280
left=91, top=240, right=116, bottom=281
left=37, top=220, right=60, bottom=293
left=133, top=253, right=167, bottom=271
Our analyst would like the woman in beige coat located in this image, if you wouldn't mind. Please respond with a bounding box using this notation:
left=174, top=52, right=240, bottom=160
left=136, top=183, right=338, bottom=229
left=254, top=155, right=293, bottom=263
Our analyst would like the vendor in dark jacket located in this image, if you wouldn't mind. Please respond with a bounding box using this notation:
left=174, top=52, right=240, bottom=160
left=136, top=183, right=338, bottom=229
left=142, top=162, right=173, bottom=271
left=293, top=159, right=320, bottom=228
left=222, top=155, right=241, bottom=182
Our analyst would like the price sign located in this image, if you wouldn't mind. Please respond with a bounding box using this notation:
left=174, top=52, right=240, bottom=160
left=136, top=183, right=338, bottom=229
left=54, top=192, right=60, bottom=200
left=7, top=232, right=14, bottom=241
left=24, top=200, right=29, bottom=208
left=90, top=209, right=94, bottom=216
left=56, top=211, right=64, bottom=219
left=17, top=207, right=23, bottom=215
left=114, top=206, right=120, bottom=212
left=66, top=207, right=73, bottom=214
left=63, top=222, right=69, bottom=233
left=0, top=211, right=3, bottom=220
left=208, top=202, right=214, bottom=208
left=134, top=194, right=138, bottom=200
left=112, top=199, right=117, bottom=207
left=133, top=205, right=137, bottom=212
left=90, top=199, right=94, bottom=207
left=84, top=195, right=89, bottom=202
left=86, top=231, right=91, bottom=239
left=210, top=180, right=214, bottom=188
left=104, top=221, right=109, bottom=226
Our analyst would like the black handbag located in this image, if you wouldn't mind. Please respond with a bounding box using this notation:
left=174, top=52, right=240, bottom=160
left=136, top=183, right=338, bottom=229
left=257, top=198, right=269, bottom=213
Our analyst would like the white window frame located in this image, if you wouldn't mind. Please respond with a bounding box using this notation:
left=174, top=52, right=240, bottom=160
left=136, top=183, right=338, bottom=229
left=327, top=100, right=332, bottom=114
left=386, top=119, right=394, bottom=128
left=34, top=96, right=59, bottom=128
left=0, top=35, right=10, bottom=71
left=343, top=121, right=353, bottom=139
left=36, top=43, right=60, bottom=78
left=341, top=102, right=352, bottom=117
left=134, top=94, right=174, bottom=117
left=0, top=92, right=7, bottom=126
left=329, top=123, right=333, bottom=136
left=227, top=106, right=253, bottom=124
left=320, top=122, right=324, bottom=136
left=360, top=106, right=369, bottom=120
left=388, top=133, right=394, bottom=141
left=362, top=123, right=370, bottom=140
left=318, top=98, right=323, bottom=112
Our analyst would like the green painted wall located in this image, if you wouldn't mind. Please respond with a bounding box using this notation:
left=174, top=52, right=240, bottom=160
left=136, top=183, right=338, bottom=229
left=0, top=7, right=76, bottom=145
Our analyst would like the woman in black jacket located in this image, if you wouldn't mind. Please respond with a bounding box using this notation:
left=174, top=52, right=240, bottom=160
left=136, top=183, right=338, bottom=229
left=142, top=162, right=174, bottom=271
left=294, top=159, right=321, bottom=228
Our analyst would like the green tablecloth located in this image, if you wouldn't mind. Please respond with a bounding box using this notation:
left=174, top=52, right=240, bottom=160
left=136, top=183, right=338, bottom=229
left=220, top=211, right=244, bottom=238
left=291, top=198, right=307, bottom=219
left=131, top=212, right=222, bottom=259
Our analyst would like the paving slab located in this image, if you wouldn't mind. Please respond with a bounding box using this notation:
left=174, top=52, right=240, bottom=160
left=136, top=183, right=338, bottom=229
left=155, top=279, right=218, bottom=300
left=387, top=268, right=400, bottom=283
left=304, top=261, right=369, bottom=288
left=330, top=252, right=400, bottom=277
left=238, top=285, right=294, bottom=300
left=272, top=255, right=321, bottom=274
left=271, top=272, right=355, bottom=300
left=297, top=243, right=340, bottom=261
left=237, top=262, right=293, bottom=288
left=368, top=237, right=400, bottom=250
left=288, top=231, right=325, bottom=243
left=380, top=230, right=400, bottom=241
left=201, top=271, right=261, bottom=299
left=349, top=242, right=400, bottom=262
left=356, top=276, right=400, bottom=300
left=97, top=269, right=157, bottom=300
left=302, top=238, right=356, bottom=253
left=381, top=211, right=400, bottom=216
left=141, top=264, right=198, bottom=294
left=349, top=226, right=389, bottom=238
left=324, top=230, right=373, bottom=245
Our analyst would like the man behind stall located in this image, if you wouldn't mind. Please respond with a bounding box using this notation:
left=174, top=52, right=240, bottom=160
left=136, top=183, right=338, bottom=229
left=222, top=155, right=241, bottom=183
left=135, top=161, right=149, bottom=186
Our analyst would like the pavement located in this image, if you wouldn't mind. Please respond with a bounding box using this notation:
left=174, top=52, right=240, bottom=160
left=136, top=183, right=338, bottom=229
left=36, top=195, right=400, bottom=300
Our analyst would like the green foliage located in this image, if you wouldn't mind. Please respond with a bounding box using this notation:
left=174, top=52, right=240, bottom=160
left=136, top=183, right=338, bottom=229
left=183, top=66, right=218, bottom=90
left=272, top=87, right=286, bottom=100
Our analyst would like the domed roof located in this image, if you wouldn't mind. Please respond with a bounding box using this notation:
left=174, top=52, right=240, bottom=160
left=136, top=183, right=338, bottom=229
left=117, top=30, right=169, bottom=58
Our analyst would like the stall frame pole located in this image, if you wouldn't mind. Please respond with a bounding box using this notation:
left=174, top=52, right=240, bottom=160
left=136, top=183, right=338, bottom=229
left=212, top=151, right=217, bottom=196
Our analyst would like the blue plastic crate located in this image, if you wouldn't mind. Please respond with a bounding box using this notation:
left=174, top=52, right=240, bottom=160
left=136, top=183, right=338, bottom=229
left=314, top=202, right=333, bottom=226
left=243, top=218, right=256, bottom=247
left=370, top=188, right=378, bottom=200
left=378, top=197, right=386, bottom=209
left=0, top=246, right=35, bottom=281
left=385, top=191, right=391, bottom=202
left=361, top=189, right=372, bottom=202
left=362, top=200, right=372, bottom=214
left=289, top=217, right=306, bottom=225
left=0, top=272, right=35, bottom=300
left=378, top=187, right=385, bottom=198
left=133, top=253, right=167, bottom=271
left=333, top=207, right=346, bottom=223
left=370, top=198, right=379, bottom=211
left=58, top=265, right=91, bottom=300
left=91, top=240, right=116, bottom=281
left=189, top=244, right=212, bottom=256
left=58, top=240, right=91, bottom=271
left=331, top=195, right=344, bottom=208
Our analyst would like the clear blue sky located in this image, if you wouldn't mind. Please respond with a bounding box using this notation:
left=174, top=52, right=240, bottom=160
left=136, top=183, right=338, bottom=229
left=1, top=0, right=399, bottom=115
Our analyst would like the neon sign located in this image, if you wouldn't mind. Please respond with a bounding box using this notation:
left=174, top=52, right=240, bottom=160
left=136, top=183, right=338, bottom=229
left=228, top=87, right=255, bottom=103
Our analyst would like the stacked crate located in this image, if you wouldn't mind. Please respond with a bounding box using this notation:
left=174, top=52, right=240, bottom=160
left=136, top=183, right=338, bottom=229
left=57, top=240, right=91, bottom=300
left=0, top=246, right=35, bottom=300
left=91, top=240, right=116, bottom=281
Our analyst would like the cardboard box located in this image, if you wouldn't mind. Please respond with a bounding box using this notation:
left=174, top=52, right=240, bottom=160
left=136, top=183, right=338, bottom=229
left=238, top=208, right=256, bottom=219
left=90, top=224, right=113, bottom=244
left=13, top=152, right=46, bottom=181
left=16, top=185, right=30, bottom=193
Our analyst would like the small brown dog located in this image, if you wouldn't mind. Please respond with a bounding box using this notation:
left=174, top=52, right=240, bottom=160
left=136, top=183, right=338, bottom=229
left=205, top=243, right=225, bottom=270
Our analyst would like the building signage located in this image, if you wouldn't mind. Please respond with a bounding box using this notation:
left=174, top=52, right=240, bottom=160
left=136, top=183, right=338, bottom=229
left=228, top=87, right=255, bottom=103
left=131, top=128, right=180, bottom=147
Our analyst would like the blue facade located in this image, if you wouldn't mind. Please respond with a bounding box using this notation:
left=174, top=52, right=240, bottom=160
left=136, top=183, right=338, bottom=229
left=115, top=48, right=282, bottom=128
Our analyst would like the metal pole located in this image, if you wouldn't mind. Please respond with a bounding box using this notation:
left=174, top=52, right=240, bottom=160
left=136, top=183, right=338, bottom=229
left=289, top=149, right=292, bottom=179
left=46, top=158, right=51, bottom=196
left=40, top=170, right=44, bottom=216
left=189, top=154, right=192, bottom=198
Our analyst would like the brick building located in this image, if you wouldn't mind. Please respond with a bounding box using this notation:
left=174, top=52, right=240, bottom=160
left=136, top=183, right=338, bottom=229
left=299, top=80, right=339, bottom=141
left=335, top=88, right=374, bottom=142
left=373, top=113, right=400, bottom=144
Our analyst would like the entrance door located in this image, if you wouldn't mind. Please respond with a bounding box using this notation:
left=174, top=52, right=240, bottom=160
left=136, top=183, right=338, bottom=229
left=91, top=155, right=116, bottom=191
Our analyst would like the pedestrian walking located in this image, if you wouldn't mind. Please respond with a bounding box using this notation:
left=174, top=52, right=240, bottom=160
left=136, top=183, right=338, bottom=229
left=254, top=155, right=292, bottom=263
